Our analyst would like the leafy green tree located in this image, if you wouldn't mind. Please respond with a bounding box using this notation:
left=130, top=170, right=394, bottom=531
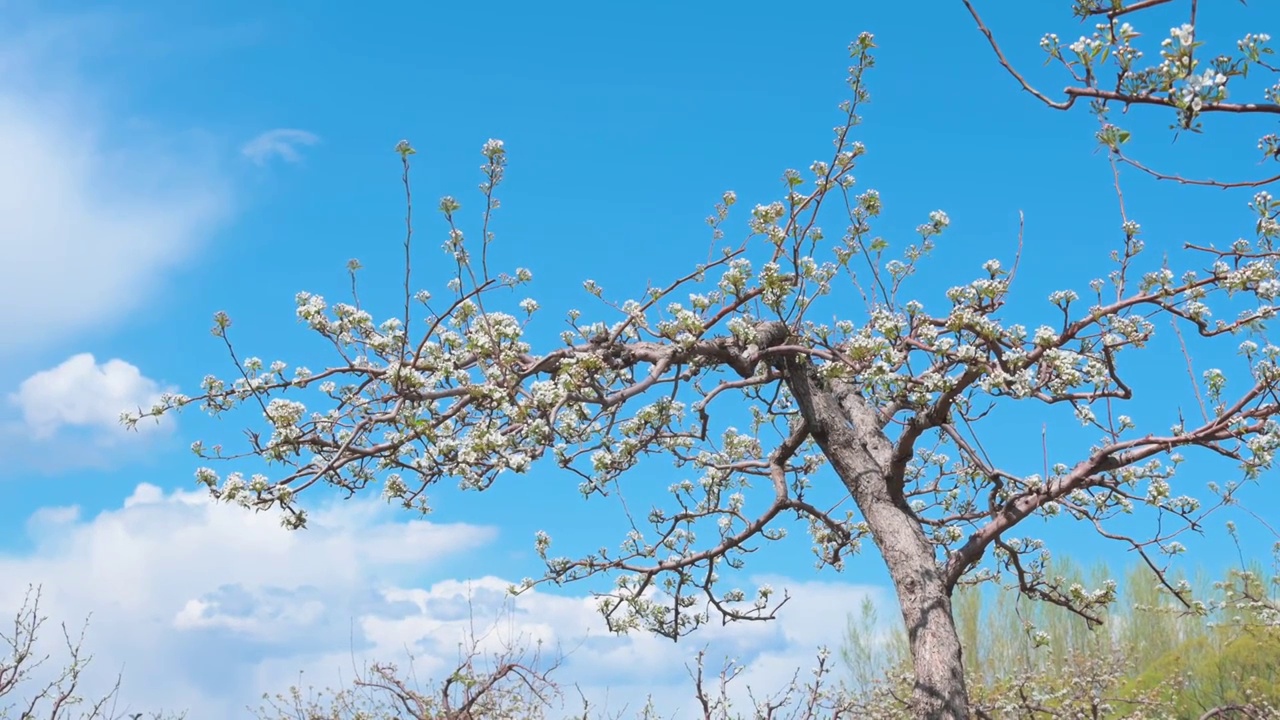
left=126, top=2, right=1280, bottom=717
left=844, top=558, right=1280, bottom=718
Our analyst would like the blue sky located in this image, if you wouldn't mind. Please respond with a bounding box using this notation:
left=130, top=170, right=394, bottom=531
left=2, top=0, right=1279, bottom=717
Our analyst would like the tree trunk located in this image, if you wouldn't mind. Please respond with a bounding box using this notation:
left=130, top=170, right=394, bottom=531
left=784, top=356, right=970, bottom=719
left=867, top=499, right=969, bottom=719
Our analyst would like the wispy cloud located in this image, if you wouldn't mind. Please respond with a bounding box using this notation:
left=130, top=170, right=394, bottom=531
left=0, top=13, right=230, bottom=356
left=0, top=485, right=499, bottom=716
left=0, top=485, right=889, bottom=718
left=241, top=128, right=321, bottom=165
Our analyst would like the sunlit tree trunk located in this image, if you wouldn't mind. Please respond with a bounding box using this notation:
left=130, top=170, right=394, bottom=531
left=785, top=355, right=970, bottom=719
left=865, top=498, right=970, bottom=719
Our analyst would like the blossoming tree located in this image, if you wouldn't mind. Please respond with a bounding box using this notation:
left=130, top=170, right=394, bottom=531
left=127, top=1, right=1280, bottom=717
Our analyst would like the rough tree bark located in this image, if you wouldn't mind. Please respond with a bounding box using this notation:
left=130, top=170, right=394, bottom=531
left=784, top=354, right=970, bottom=720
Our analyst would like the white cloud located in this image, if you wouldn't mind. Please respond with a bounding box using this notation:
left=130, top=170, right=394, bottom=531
left=8, top=353, right=169, bottom=440
left=241, top=128, right=321, bottom=165
left=0, top=484, right=891, bottom=719
left=0, top=484, right=501, bottom=716
left=0, top=14, right=228, bottom=354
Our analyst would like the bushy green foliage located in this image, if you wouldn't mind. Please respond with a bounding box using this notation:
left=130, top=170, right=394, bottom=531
left=842, top=560, right=1280, bottom=719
